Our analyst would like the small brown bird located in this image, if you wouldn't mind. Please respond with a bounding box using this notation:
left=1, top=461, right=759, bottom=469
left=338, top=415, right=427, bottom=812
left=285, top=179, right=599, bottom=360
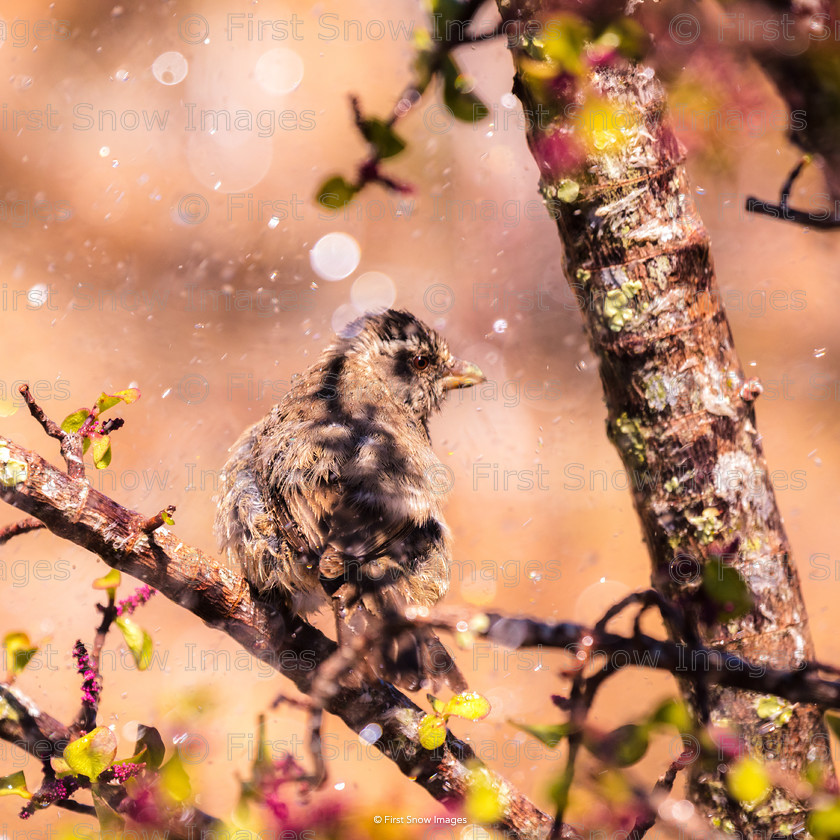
left=215, top=309, right=485, bottom=691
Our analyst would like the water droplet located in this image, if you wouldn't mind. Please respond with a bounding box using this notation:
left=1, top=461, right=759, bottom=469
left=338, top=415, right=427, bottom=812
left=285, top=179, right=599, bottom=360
left=99, top=146, right=110, bottom=158
left=696, top=186, right=705, bottom=195
left=492, top=319, right=508, bottom=334
left=27, top=283, right=49, bottom=308
left=351, top=271, right=396, bottom=312
left=575, top=360, right=587, bottom=372
left=255, top=48, right=304, bottom=95
left=359, top=723, right=382, bottom=744
left=334, top=782, right=345, bottom=791
left=501, top=93, right=517, bottom=109
left=814, top=347, right=827, bottom=358
left=310, top=232, right=361, bottom=281
left=267, top=216, right=280, bottom=230
left=152, top=51, right=188, bottom=86
left=332, top=303, right=363, bottom=335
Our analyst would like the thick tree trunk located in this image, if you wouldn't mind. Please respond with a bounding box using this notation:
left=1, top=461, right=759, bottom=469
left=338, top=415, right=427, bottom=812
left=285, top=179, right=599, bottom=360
left=497, top=1, right=836, bottom=833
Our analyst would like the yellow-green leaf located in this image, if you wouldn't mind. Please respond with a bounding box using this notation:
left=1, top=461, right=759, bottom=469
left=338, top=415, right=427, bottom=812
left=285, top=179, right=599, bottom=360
left=418, top=714, right=447, bottom=750
left=427, top=693, right=447, bottom=716
left=0, top=770, right=31, bottom=799
left=3, top=632, right=38, bottom=676
left=115, top=616, right=153, bottom=670
left=651, top=698, right=693, bottom=733
left=63, top=727, right=118, bottom=781
left=92, top=569, right=121, bottom=591
left=61, top=409, right=90, bottom=433
left=95, top=393, right=122, bottom=414
left=160, top=751, right=191, bottom=803
left=91, top=434, right=112, bottom=469
left=809, top=802, right=840, bottom=839
left=114, top=388, right=140, bottom=405
left=465, top=764, right=505, bottom=823
left=445, top=691, right=491, bottom=721
left=727, top=757, right=771, bottom=805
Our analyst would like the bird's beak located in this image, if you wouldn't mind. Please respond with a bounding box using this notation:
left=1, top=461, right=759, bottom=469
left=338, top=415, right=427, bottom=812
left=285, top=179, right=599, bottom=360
left=441, top=357, right=486, bottom=391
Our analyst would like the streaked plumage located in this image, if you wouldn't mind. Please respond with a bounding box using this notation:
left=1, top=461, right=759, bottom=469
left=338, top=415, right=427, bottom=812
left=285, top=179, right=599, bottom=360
left=215, top=309, right=485, bottom=691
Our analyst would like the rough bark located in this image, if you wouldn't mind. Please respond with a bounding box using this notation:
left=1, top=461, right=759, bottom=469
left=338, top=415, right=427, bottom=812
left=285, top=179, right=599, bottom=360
left=496, top=1, right=836, bottom=834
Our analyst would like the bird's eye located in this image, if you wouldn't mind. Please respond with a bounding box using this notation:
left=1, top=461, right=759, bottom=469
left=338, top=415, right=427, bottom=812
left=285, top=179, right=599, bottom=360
left=412, top=354, right=431, bottom=371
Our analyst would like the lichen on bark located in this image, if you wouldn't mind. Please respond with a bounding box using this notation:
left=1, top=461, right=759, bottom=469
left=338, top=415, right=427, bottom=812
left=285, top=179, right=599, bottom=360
left=497, top=0, right=836, bottom=833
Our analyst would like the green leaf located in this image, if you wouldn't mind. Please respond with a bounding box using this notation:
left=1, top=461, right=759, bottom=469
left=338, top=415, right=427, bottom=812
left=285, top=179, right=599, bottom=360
left=510, top=720, right=574, bottom=748
left=92, top=787, right=125, bottom=833
left=116, top=616, right=153, bottom=671
left=445, top=691, right=491, bottom=721
left=650, top=698, right=693, bottom=733
left=91, top=434, right=112, bottom=469
left=317, top=176, right=358, bottom=210
left=585, top=724, right=649, bottom=767
left=702, top=558, right=753, bottom=620
left=160, top=751, right=191, bottom=803
left=442, top=55, right=489, bottom=122
left=418, top=714, right=447, bottom=750
left=92, top=569, right=121, bottom=591
left=63, top=727, right=118, bottom=781
left=0, top=770, right=31, bottom=799
left=360, top=118, right=406, bottom=159
left=727, top=757, right=771, bottom=805
left=61, top=409, right=90, bottom=433
left=134, top=724, right=166, bottom=770
left=3, top=632, right=38, bottom=676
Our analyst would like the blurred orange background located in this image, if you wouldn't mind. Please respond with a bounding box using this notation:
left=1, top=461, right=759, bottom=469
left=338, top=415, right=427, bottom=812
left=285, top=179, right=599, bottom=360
left=1, top=0, right=839, bottom=835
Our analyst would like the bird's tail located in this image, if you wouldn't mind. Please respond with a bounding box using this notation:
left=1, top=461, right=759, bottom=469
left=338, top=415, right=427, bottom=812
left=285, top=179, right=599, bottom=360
left=372, top=620, right=467, bottom=694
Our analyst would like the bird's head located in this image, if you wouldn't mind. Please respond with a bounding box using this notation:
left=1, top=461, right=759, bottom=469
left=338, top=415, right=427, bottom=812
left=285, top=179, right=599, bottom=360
left=334, top=309, right=486, bottom=421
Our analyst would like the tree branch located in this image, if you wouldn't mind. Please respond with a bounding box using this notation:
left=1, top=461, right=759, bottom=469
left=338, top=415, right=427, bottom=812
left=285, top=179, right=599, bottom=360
left=0, top=434, right=556, bottom=840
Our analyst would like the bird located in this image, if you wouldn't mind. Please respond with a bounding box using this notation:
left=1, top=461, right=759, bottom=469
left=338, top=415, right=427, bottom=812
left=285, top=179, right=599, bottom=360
left=215, top=308, right=486, bottom=692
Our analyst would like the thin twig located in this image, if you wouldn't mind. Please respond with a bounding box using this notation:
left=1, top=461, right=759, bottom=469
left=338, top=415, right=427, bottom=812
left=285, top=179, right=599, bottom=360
left=19, top=384, right=85, bottom=479
left=0, top=517, right=45, bottom=545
